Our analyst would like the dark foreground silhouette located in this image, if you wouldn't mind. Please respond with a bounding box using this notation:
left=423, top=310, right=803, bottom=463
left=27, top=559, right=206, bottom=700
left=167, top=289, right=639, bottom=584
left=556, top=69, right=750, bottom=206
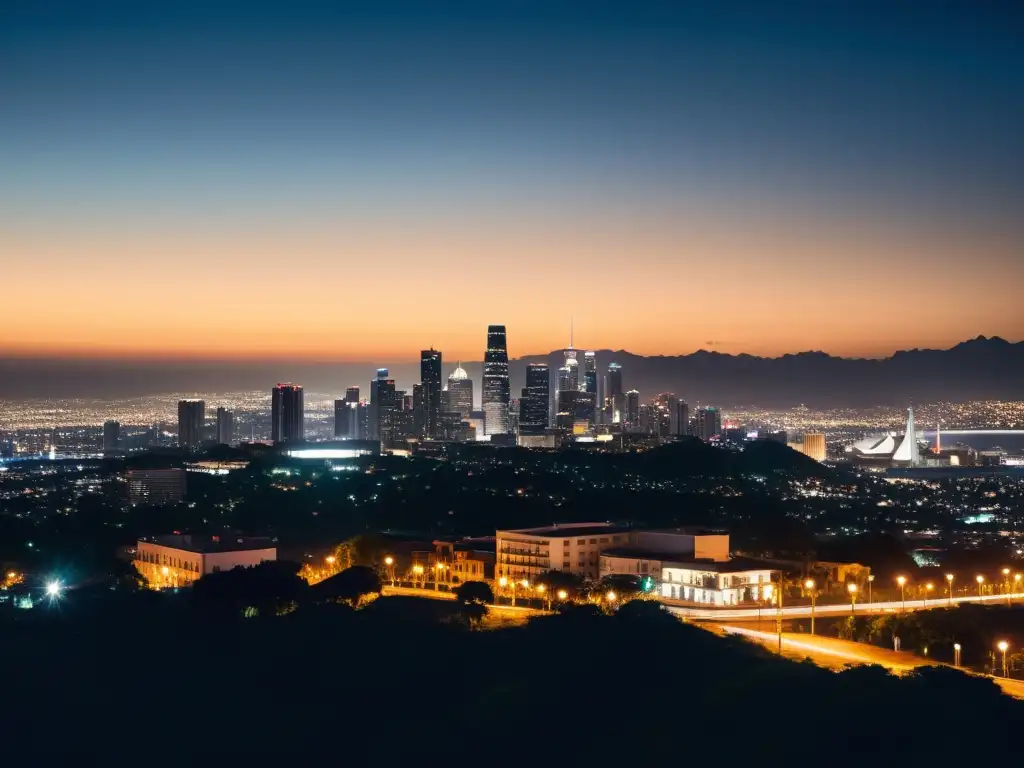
left=0, top=580, right=1019, bottom=763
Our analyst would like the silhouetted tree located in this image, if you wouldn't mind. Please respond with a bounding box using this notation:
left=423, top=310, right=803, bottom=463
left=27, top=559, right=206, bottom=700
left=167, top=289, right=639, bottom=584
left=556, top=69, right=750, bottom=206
left=455, top=580, right=494, bottom=604
left=314, top=565, right=381, bottom=607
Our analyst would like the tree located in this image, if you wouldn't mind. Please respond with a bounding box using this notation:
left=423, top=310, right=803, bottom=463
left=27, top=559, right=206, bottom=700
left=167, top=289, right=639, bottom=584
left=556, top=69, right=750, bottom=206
left=534, top=569, right=583, bottom=597
left=314, top=565, right=382, bottom=607
left=455, top=580, right=494, bottom=605
left=191, top=560, right=309, bottom=618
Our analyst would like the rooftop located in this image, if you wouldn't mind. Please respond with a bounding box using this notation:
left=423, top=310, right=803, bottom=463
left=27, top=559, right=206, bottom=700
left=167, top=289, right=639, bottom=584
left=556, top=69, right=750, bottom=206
left=662, top=556, right=777, bottom=573
left=602, top=546, right=701, bottom=562
left=498, top=522, right=633, bottom=538
left=146, top=534, right=276, bottom=554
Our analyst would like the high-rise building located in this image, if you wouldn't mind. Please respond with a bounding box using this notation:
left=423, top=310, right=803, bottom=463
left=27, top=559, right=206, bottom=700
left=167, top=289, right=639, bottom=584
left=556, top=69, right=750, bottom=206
left=519, top=363, right=550, bottom=435
left=177, top=400, right=205, bottom=450
left=345, top=386, right=360, bottom=404
left=607, top=362, right=623, bottom=400
left=584, top=351, right=597, bottom=395
left=446, top=363, right=473, bottom=419
left=335, top=399, right=367, bottom=439
left=216, top=407, right=235, bottom=445
left=482, top=325, right=510, bottom=436
left=103, top=420, right=120, bottom=454
left=371, top=372, right=398, bottom=446
left=800, top=433, right=827, bottom=462
left=670, top=399, right=689, bottom=437
left=271, top=384, right=304, bottom=444
left=694, top=407, right=722, bottom=442
left=420, top=348, right=443, bottom=439
left=624, top=390, right=640, bottom=427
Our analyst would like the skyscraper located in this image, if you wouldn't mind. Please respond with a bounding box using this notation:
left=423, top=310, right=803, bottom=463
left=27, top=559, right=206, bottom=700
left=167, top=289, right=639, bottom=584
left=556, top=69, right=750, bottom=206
left=624, top=390, right=640, bottom=427
left=369, top=369, right=388, bottom=441
left=177, top=400, right=205, bottom=450
left=447, top=363, right=473, bottom=419
left=584, top=351, right=597, bottom=395
left=371, top=372, right=398, bottom=446
left=694, top=407, right=722, bottom=442
left=103, top=420, right=120, bottom=454
left=271, top=384, right=304, bottom=443
left=519, top=363, right=550, bottom=435
left=482, top=325, right=510, bottom=436
left=607, top=362, right=623, bottom=400
left=420, top=348, right=443, bottom=438
left=669, top=399, right=689, bottom=437
left=345, top=386, right=360, bottom=404
left=216, top=407, right=235, bottom=445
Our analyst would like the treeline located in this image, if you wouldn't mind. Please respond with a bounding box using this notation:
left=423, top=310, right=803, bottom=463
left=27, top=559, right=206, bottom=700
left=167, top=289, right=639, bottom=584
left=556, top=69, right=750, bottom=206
left=0, top=573, right=1020, bottom=762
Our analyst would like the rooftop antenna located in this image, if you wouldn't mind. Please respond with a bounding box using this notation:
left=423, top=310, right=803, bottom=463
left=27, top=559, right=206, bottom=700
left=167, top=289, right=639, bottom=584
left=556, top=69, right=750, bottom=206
left=570, top=316, right=574, bottom=349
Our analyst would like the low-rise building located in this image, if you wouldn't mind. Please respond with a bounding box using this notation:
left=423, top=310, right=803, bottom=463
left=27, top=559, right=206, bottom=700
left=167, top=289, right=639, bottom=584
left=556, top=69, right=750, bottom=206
left=496, top=522, right=634, bottom=582
left=660, top=558, right=778, bottom=606
left=127, top=468, right=186, bottom=506
left=599, top=528, right=730, bottom=580
left=134, top=534, right=277, bottom=589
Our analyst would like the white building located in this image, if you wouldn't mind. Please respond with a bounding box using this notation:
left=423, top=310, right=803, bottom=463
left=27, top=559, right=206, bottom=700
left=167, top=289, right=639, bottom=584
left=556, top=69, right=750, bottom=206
left=496, top=523, right=633, bottom=582
left=599, top=528, right=730, bottom=580
left=134, top=534, right=277, bottom=589
left=660, top=558, right=778, bottom=606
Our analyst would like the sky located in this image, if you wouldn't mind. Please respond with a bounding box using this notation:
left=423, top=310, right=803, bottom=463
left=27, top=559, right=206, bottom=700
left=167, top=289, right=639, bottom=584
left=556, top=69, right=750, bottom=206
left=3, top=1, right=1023, bottom=363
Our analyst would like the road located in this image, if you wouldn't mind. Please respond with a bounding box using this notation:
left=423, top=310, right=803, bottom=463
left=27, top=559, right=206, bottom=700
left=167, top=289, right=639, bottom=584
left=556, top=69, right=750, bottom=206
left=380, top=584, right=540, bottom=624
left=717, top=625, right=1024, bottom=700
left=662, top=591, right=1024, bottom=621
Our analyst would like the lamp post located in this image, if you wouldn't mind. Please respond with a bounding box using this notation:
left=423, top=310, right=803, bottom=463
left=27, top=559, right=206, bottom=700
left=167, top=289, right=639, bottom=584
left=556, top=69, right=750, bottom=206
left=537, top=583, right=550, bottom=611
left=924, top=582, right=934, bottom=608
left=976, top=574, right=985, bottom=599
left=412, top=564, right=424, bottom=589
left=946, top=573, right=954, bottom=606
left=897, top=576, right=907, bottom=613
left=557, top=589, right=568, bottom=602
left=998, top=641, right=1010, bottom=678
left=804, top=579, right=817, bottom=635
left=867, top=574, right=874, bottom=604
left=605, top=590, right=617, bottom=606
left=1015, top=573, right=1022, bottom=604
left=384, top=555, right=395, bottom=586
left=848, top=582, right=858, bottom=619
left=953, top=643, right=962, bottom=668
left=1002, top=567, right=1011, bottom=595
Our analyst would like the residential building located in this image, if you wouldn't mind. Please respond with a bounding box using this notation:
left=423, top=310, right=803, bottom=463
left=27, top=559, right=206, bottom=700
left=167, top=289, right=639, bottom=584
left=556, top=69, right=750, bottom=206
left=177, top=399, right=205, bottom=450
left=271, top=383, right=304, bottom=444
left=661, top=558, right=778, bottom=606
left=495, top=522, right=634, bottom=582
left=216, top=407, right=235, bottom=446
left=103, top=420, right=120, bottom=454
left=134, top=534, right=277, bottom=589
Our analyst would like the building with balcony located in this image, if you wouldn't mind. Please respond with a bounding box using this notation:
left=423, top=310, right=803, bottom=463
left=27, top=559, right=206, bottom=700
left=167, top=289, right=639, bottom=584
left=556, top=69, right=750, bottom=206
left=134, top=534, right=277, bottom=589
left=495, top=522, right=633, bottom=582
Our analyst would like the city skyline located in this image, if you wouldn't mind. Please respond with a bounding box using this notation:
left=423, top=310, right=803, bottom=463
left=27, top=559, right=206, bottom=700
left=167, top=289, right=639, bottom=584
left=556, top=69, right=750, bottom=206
left=3, top=3, right=1024, bottom=362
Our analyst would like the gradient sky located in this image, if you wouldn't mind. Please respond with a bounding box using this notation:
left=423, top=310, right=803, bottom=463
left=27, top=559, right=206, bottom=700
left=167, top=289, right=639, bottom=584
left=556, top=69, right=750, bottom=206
left=3, top=1, right=1023, bottom=362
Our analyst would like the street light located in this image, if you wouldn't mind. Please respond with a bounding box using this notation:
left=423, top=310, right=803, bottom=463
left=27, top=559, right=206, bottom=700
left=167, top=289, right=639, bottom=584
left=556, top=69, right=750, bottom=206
left=998, top=640, right=1010, bottom=678
left=976, top=574, right=985, bottom=598
left=848, top=582, right=858, bottom=617
left=384, top=555, right=395, bottom=586
left=953, top=642, right=962, bottom=668
left=606, top=590, right=617, bottom=605
left=946, top=573, right=955, bottom=606
left=867, top=574, right=875, bottom=604
left=804, top=579, right=817, bottom=635
left=536, top=583, right=550, bottom=611
left=325, top=555, right=336, bottom=565
left=413, top=564, right=425, bottom=589
left=897, top=576, right=907, bottom=613
left=924, top=582, right=934, bottom=607
left=557, top=589, right=568, bottom=601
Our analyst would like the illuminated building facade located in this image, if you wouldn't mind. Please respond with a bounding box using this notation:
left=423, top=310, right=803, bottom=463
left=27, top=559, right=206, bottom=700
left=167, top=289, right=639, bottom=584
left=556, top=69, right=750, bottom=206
left=177, top=400, right=205, bottom=450
left=496, top=523, right=633, bottom=582
left=446, top=363, right=473, bottom=419
left=661, top=559, right=777, bottom=606
left=584, top=351, right=597, bottom=395
left=693, top=407, right=722, bottom=442
left=518, top=363, right=550, bottom=435
left=127, top=468, right=186, bottom=506
left=103, top=420, right=120, bottom=454
left=271, top=384, right=304, bottom=444
left=134, top=534, right=276, bottom=589
left=216, top=407, right=234, bottom=446
left=420, top=348, right=443, bottom=439
left=482, top=325, right=510, bottom=436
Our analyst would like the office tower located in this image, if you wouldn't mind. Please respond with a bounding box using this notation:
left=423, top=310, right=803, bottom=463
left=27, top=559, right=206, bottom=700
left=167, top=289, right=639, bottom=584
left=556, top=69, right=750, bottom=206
left=670, top=399, right=689, bottom=437
left=334, top=399, right=348, bottom=438
left=271, top=384, right=304, bottom=444
left=369, top=368, right=389, bottom=441
left=447, top=363, right=473, bottom=419
left=177, top=400, right=205, bottom=450
left=103, top=420, right=120, bottom=454
left=482, top=324, right=510, bottom=436
left=624, top=390, right=640, bottom=427
left=607, top=362, right=623, bottom=399
left=345, top=386, right=360, bottom=404
left=412, top=384, right=426, bottom=437
left=519, top=363, right=549, bottom=435
left=216, top=407, right=235, bottom=446
left=694, top=407, right=722, bottom=442
left=584, top=351, right=597, bottom=394
left=420, top=348, right=443, bottom=439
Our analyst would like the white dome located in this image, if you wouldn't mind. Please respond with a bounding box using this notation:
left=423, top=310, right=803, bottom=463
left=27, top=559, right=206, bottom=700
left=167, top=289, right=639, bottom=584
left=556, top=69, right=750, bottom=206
left=449, top=364, right=468, bottom=381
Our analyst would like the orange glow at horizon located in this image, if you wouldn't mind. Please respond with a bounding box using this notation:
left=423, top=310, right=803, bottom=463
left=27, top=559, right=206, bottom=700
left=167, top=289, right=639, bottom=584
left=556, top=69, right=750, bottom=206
left=3, top=207, right=1022, bottom=361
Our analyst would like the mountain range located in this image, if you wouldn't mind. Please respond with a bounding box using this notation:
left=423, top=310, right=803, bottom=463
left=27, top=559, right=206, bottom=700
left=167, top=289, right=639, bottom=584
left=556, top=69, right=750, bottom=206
left=0, top=336, right=1020, bottom=407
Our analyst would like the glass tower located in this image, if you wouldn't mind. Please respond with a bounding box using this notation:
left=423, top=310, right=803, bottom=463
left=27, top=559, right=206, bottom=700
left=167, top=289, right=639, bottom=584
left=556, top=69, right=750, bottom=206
left=482, top=324, right=510, bottom=435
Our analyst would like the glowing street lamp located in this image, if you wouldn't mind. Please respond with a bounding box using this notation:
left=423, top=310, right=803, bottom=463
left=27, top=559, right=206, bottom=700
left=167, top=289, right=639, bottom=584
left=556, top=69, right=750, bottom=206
left=976, top=574, right=985, bottom=598
left=412, top=564, right=425, bottom=588
left=384, top=555, right=395, bottom=586
left=867, top=574, right=875, bottom=604
left=848, top=582, right=858, bottom=617
left=953, top=642, right=962, bottom=668
left=325, top=555, right=336, bottom=565
left=45, top=580, right=62, bottom=598
left=946, top=573, right=955, bottom=606
left=605, top=590, right=618, bottom=605
left=557, top=589, right=568, bottom=601
left=897, top=576, right=907, bottom=612
left=924, top=582, right=934, bottom=607
left=998, top=641, right=1010, bottom=678
left=804, top=579, right=817, bottom=635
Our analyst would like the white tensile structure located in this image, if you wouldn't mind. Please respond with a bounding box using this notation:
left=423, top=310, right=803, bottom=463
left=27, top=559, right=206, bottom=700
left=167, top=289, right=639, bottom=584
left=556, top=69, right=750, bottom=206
left=892, top=406, right=920, bottom=465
